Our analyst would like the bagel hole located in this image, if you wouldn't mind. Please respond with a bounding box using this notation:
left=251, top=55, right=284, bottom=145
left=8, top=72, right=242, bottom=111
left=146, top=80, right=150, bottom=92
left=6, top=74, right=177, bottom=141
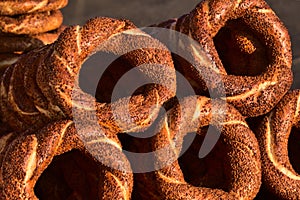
left=213, top=19, right=270, bottom=76
left=34, top=149, right=100, bottom=200
left=288, top=127, right=300, bottom=174
left=79, top=51, right=162, bottom=104
left=178, top=126, right=230, bottom=191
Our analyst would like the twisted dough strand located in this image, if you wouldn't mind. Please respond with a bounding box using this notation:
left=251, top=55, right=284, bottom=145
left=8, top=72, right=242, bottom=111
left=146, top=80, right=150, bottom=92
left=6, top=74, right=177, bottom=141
left=153, top=0, right=292, bottom=117
left=0, top=120, right=133, bottom=200
left=0, top=17, right=176, bottom=133
left=153, top=96, right=261, bottom=199
left=0, top=10, right=63, bottom=35
left=256, top=90, right=300, bottom=199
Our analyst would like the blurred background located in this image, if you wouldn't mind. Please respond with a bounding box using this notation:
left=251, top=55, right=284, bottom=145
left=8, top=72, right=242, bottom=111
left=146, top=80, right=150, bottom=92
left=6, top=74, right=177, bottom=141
left=61, top=0, right=300, bottom=88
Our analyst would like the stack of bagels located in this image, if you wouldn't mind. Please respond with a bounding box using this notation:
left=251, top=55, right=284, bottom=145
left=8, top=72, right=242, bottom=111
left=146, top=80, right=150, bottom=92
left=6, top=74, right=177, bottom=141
left=0, top=0, right=67, bottom=71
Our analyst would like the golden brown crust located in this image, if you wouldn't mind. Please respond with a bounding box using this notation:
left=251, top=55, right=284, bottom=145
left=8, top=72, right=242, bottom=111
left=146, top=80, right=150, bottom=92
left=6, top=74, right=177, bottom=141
left=0, top=17, right=176, bottom=199
left=153, top=0, right=293, bottom=117
left=0, top=0, right=68, bottom=15
left=256, top=90, right=300, bottom=199
left=0, top=10, right=63, bottom=35
left=191, top=0, right=292, bottom=117
left=0, top=120, right=133, bottom=200
left=0, top=46, right=58, bottom=131
left=0, top=17, right=176, bottom=135
left=153, top=96, right=261, bottom=199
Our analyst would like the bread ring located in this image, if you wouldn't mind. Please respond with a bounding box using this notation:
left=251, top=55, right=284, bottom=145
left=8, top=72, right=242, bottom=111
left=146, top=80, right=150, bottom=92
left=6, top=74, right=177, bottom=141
left=0, top=0, right=68, bottom=16
left=153, top=96, right=261, bottom=199
left=153, top=0, right=293, bottom=117
left=0, top=17, right=176, bottom=134
left=256, top=90, right=300, bottom=199
left=0, top=47, right=52, bottom=131
left=0, top=120, right=133, bottom=200
left=0, top=10, right=63, bottom=35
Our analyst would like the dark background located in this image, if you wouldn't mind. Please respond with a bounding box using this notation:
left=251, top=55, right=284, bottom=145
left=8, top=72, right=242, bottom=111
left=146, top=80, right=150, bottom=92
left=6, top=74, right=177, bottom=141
left=61, top=0, right=300, bottom=88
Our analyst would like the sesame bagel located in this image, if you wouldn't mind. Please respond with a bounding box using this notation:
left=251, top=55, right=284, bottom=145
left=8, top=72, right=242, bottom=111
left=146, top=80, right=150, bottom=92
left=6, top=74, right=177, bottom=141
left=0, top=120, right=133, bottom=200
left=256, top=90, right=300, bottom=199
left=0, top=0, right=68, bottom=16
left=0, top=10, right=63, bottom=35
left=189, top=0, right=292, bottom=117
left=153, top=0, right=292, bottom=117
left=0, top=17, right=176, bottom=133
left=153, top=96, right=261, bottom=199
